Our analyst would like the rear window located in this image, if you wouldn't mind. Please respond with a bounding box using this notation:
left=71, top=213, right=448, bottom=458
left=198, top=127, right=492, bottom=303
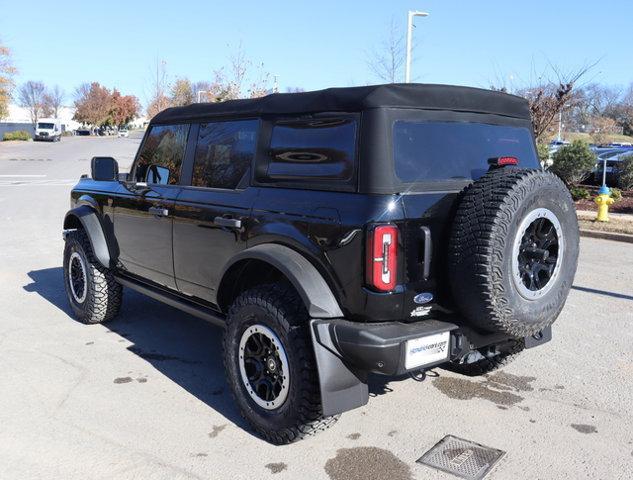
left=264, top=118, right=356, bottom=184
left=393, top=121, right=539, bottom=183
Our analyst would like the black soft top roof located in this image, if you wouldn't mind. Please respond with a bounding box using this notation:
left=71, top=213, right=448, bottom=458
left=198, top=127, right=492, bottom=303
left=151, top=83, right=530, bottom=124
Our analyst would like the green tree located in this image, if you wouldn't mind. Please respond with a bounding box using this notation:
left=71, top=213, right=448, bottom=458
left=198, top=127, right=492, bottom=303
left=617, top=154, right=633, bottom=190
left=170, top=78, right=194, bottom=106
left=549, top=140, right=596, bottom=185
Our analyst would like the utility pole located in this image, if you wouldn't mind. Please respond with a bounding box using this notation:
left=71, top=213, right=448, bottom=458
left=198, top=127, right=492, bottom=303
left=557, top=109, right=563, bottom=142
left=405, top=10, right=429, bottom=83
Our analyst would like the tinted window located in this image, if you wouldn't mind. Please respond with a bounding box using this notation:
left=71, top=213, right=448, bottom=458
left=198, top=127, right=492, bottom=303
left=134, top=124, right=189, bottom=184
left=192, top=120, right=258, bottom=189
left=266, top=118, right=356, bottom=181
left=393, top=121, right=539, bottom=183
left=38, top=123, right=54, bottom=129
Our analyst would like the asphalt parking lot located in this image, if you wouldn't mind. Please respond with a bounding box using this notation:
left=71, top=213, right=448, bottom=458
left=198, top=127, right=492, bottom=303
left=1, top=135, right=632, bottom=480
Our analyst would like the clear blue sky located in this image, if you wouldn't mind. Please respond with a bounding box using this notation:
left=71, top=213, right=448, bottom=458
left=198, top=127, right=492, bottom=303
left=2, top=0, right=632, bottom=106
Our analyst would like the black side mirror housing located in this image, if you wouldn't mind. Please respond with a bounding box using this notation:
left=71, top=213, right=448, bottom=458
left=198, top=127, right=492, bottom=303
left=91, top=156, right=119, bottom=181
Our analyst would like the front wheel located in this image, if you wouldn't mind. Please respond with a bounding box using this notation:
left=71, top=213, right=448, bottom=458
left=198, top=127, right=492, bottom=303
left=223, top=284, right=338, bottom=444
left=63, top=230, right=122, bottom=324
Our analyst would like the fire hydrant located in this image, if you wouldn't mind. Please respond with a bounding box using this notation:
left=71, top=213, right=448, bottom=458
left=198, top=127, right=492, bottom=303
left=595, top=185, right=614, bottom=222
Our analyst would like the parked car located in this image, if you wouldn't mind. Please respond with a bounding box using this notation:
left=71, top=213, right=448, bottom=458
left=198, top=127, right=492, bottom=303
left=62, top=84, right=579, bottom=444
left=118, top=128, right=129, bottom=138
left=34, top=118, right=62, bottom=142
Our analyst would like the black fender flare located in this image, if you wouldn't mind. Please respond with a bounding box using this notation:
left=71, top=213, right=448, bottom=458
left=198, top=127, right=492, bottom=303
left=220, top=244, right=344, bottom=319
left=63, top=205, right=111, bottom=268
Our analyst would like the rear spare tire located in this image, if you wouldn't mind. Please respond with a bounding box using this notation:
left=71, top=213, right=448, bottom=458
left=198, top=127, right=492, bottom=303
left=448, top=168, right=579, bottom=337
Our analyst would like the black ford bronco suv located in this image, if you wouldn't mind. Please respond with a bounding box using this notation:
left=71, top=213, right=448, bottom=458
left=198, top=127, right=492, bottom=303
left=62, top=84, right=579, bottom=444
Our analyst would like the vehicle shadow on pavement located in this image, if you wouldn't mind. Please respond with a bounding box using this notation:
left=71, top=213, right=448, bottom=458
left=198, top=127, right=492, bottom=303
left=24, top=267, right=251, bottom=435
left=571, top=285, right=633, bottom=301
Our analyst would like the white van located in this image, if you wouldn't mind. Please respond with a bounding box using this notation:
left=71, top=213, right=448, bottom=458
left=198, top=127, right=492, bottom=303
left=34, top=118, right=63, bottom=142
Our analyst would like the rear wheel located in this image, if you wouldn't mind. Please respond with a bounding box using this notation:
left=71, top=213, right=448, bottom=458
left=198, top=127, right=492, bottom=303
left=63, top=230, right=122, bottom=324
left=223, top=283, right=338, bottom=444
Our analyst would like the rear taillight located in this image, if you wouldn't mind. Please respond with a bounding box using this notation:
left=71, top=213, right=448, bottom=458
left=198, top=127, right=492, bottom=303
left=366, top=224, right=399, bottom=292
left=488, top=156, right=519, bottom=167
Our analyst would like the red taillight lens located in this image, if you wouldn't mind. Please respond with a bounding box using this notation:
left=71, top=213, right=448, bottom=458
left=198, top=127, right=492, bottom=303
left=366, top=225, right=399, bottom=292
left=489, top=156, right=519, bottom=167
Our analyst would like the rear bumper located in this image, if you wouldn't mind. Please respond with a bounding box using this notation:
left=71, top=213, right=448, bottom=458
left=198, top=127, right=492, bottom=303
left=312, top=319, right=458, bottom=376
left=311, top=317, right=551, bottom=415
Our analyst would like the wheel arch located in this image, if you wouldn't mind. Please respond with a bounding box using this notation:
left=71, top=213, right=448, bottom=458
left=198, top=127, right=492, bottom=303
left=63, top=205, right=112, bottom=269
left=217, top=244, right=344, bottom=319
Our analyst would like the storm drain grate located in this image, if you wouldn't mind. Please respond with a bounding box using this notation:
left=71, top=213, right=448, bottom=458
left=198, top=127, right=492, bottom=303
left=416, top=435, right=505, bottom=480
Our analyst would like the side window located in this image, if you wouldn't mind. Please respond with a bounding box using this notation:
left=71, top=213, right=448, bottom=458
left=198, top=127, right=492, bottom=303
left=191, top=120, right=259, bottom=189
left=134, top=124, right=189, bottom=185
left=265, top=118, right=356, bottom=182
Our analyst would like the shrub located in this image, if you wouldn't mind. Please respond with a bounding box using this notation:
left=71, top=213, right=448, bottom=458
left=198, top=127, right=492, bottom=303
left=537, top=143, right=550, bottom=164
left=569, top=185, right=590, bottom=201
left=2, top=130, right=31, bottom=141
left=549, top=140, right=596, bottom=185
left=610, top=187, right=622, bottom=202
left=618, top=154, right=633, bottom=191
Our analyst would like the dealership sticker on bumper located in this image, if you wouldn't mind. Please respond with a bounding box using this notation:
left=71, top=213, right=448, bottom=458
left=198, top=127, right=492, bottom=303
left=405, top=332, right=450, bottom=370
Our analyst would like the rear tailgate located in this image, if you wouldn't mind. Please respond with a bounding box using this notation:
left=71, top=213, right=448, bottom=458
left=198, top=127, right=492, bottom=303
left=393, top=120, right=540, bottom=318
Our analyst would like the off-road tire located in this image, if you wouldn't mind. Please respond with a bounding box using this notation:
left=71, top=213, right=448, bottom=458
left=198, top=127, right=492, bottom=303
left=449, top=168, right=579, bottom=337
left=63, top=229, right=122, bottom=324
left=444, top=339, right=525, bottom=376
left=223, top=283, right=339, bottom=444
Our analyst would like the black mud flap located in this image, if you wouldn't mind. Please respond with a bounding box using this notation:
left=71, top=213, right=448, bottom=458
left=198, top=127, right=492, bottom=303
left=524, top=325, right=552, bottom=349
left=310, top=320, right=369, bottom=416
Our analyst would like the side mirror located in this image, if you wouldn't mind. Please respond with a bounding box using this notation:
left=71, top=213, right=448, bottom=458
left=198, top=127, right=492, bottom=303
left=91, top=156, right=119, bottom=181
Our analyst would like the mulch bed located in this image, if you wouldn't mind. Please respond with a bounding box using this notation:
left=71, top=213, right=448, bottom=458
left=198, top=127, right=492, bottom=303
left=574, top=185, right=633, bottom=214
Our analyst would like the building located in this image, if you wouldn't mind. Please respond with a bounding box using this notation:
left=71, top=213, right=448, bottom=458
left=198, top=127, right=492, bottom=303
left=0, top=104, right=82, bottom=137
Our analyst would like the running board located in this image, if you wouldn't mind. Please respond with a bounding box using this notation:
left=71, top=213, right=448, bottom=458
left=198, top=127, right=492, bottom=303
left=114, top=275, right=226, bottom=328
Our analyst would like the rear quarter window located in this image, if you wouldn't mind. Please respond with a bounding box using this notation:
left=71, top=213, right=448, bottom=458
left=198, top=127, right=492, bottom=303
left=393, top=121, right=539, bottom=183
left=257, top=117, right=357, bottom=191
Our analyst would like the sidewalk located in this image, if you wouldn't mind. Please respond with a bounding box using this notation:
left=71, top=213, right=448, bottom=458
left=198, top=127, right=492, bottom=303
left=576, top=209, right=633, bottom=243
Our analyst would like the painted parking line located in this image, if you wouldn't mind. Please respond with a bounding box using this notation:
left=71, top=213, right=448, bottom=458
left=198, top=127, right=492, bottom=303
left=0, top=179, right=75, bottom=186
left=0, top=174, right=47, bottom=177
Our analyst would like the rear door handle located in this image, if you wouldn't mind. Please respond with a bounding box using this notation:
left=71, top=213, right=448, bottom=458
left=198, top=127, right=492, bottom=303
left=420, top=226, right=432, bottom=281
left=148, top=206, right=169, bottom=217
left=214, top=216, right=242, bottom=229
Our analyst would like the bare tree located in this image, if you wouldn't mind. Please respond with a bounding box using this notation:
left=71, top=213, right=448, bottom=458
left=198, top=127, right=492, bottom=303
left=493, top=62, right=597, bottom=142
left=367, top=19, right=405, bottom=83
left=43, top=85, right=65, bottom=118
left=146, top=58, right=170, bottom=117
left=18, top=81, right=47, bottom=125
left=0, top=41, right=17, bottom=119
left=209, top=44, right=271, bottom=101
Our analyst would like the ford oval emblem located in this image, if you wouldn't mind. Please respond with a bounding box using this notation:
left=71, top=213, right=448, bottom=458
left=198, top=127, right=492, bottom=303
left=414, top=292, right=434, bottom=305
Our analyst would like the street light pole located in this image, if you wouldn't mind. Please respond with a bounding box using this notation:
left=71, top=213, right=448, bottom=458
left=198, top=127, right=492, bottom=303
left=405, top=10, right=429, bottom=83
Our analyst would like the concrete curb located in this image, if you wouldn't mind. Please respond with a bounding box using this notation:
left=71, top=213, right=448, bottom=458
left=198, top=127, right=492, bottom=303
left=579, top=228, right=633, bottom=244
